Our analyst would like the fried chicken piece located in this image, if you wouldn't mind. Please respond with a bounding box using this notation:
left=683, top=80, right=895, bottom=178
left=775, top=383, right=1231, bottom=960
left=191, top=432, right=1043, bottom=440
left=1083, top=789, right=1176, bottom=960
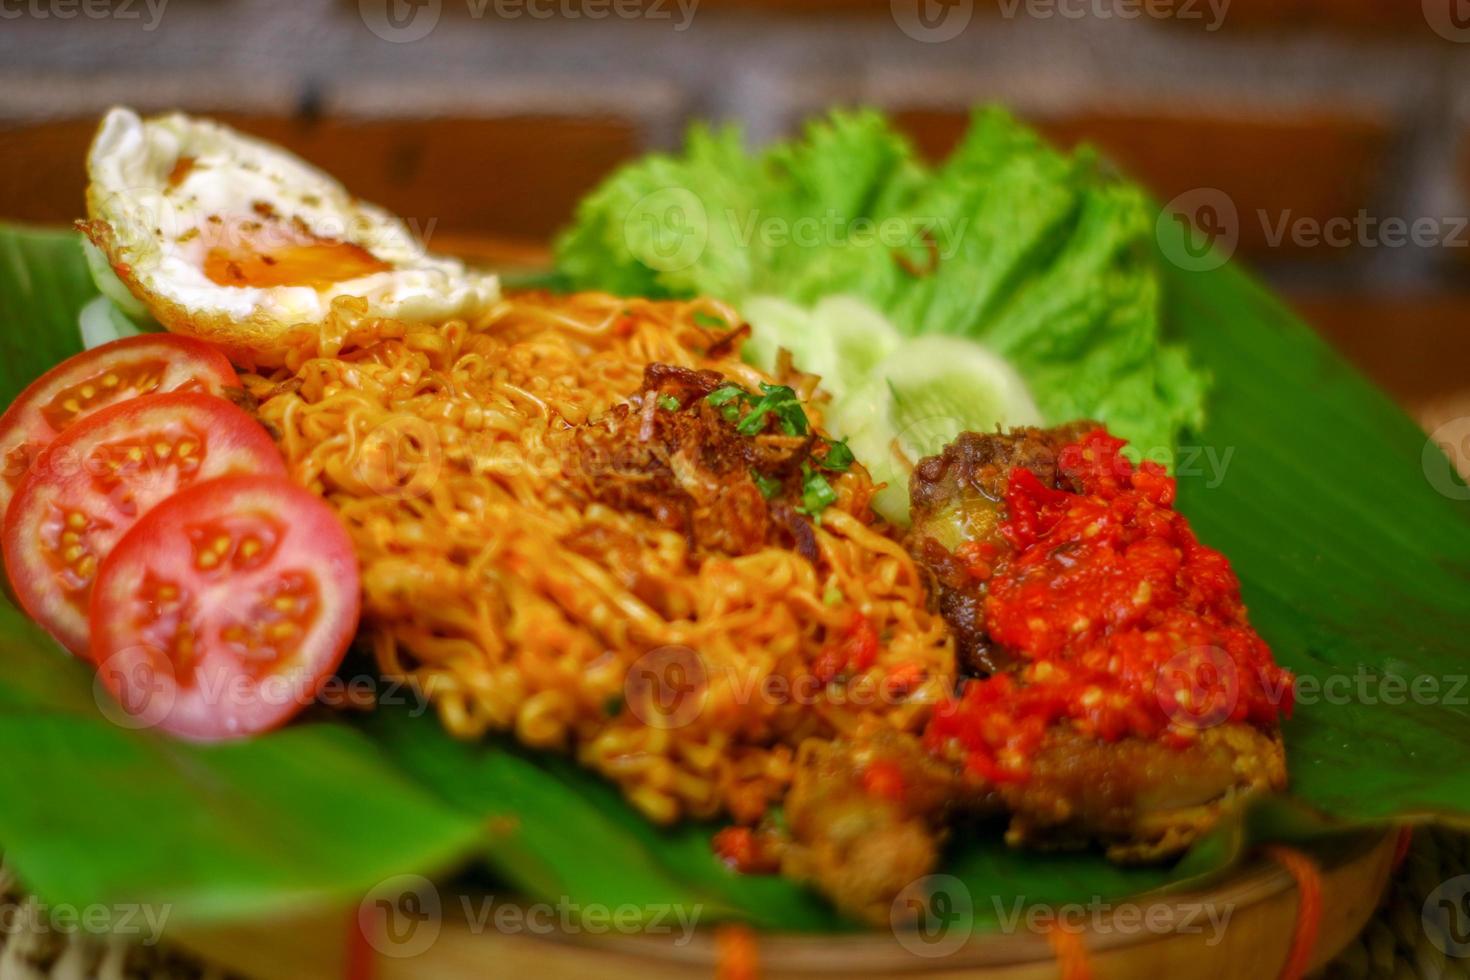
left=908, top=425, right=1291, bottom=860
left=909, top=423, right=1094, bottom=675
left=778, top=728, right=987, bottom=926
left=777, top=715, right=1286, bottom=925
left=724, top=425, right=1291, bottom=925
left=1000, top=724, right=1286, bottom=861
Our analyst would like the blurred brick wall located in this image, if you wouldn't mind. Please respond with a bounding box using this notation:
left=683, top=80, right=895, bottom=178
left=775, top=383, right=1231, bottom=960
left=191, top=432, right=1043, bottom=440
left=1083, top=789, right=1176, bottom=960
left=0, top=0, right=1465, bottom=418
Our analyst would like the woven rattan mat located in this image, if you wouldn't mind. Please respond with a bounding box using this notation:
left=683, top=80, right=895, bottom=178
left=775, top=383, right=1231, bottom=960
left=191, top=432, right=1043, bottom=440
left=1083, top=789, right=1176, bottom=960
left=2, top=830, right=1465, bottom=979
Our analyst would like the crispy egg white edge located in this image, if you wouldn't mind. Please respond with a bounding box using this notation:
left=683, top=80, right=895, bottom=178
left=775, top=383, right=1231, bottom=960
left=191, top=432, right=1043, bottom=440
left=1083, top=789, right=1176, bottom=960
left=87, top=107, right=500, bottom=327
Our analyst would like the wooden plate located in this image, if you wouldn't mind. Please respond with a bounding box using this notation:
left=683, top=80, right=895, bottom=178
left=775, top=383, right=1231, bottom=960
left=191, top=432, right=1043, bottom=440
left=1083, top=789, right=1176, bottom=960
left=174, top=830, right=1396, bottom=980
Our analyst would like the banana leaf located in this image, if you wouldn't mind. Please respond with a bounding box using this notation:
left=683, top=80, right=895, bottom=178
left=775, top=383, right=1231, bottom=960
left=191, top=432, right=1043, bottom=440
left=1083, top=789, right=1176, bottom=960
left=0, top=224, right=93, bottom=403
left=1161, top=224, right=1470, bottom=826
left=0, top=595, right=485, bottom=923
left=0, top=213, right=1465, bottom=933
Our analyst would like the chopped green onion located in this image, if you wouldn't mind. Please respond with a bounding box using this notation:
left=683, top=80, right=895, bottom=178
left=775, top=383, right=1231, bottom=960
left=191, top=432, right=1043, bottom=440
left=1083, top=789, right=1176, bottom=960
left=764, top=384, right=810, bottom=436
left=823, top=586, right=844, bottom=606
left=737, top=383, right=808, bottom=437
left=706, top=384, right=749, bottom=423
left=706, top=385, right=746, bottom=406
left=797, top=464, right=840, bottom=519
left=814, top=437, right=854, bottom=473
left=658, top=394, right=681, bottom=411
left=751, top=470, right=783, bottom=500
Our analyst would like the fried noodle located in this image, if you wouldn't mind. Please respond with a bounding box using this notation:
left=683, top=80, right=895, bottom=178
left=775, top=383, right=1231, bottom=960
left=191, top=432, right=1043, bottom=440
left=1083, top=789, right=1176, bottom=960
left=247, top=292, right=953, bottom=824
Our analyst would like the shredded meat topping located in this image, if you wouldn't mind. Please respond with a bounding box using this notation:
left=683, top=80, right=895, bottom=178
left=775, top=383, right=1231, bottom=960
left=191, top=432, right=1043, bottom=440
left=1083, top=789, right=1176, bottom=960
left=565, top=364, right=822, bottom=561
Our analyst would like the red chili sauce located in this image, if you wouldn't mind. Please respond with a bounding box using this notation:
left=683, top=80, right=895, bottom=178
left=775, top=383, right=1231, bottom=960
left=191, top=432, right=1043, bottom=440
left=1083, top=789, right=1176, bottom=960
left=925, top=428, right=1294, bottom=784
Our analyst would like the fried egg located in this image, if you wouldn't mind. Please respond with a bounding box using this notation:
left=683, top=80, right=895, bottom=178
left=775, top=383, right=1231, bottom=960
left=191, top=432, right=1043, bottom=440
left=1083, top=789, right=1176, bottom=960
left=82, top=108, right=500, bottom=363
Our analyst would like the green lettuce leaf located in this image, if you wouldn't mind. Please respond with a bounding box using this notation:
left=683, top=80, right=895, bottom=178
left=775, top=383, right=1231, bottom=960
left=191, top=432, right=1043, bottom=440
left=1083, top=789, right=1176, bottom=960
left=553, top=107, right=1206, bottom=464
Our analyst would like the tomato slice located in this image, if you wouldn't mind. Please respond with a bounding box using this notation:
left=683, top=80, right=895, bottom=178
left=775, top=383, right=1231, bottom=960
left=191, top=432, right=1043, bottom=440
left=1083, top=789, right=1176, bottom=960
left=0, top=334, right=239, bottom=516
left=3, top=392, right=284, bottom=654
left=89, top=474, right=361, bottom=740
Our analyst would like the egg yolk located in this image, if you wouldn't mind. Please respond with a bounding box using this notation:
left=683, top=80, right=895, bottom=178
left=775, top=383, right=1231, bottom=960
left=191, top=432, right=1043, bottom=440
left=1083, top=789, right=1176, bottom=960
left=204, top=241, right=390, bottom=290
left=202, top=220, right=391, bottom=290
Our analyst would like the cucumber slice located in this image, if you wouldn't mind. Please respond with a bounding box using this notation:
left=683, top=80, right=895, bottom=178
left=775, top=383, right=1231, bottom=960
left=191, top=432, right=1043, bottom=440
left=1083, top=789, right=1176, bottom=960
left=740, top=295, right=834, bottom=378
left=831, top=336, right=1042, bottom=525
left=741, top=294, right=902, bottom=402
left=78, top=295, right=145, bottom=349
left=812, top=296, right=901, bottom=390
